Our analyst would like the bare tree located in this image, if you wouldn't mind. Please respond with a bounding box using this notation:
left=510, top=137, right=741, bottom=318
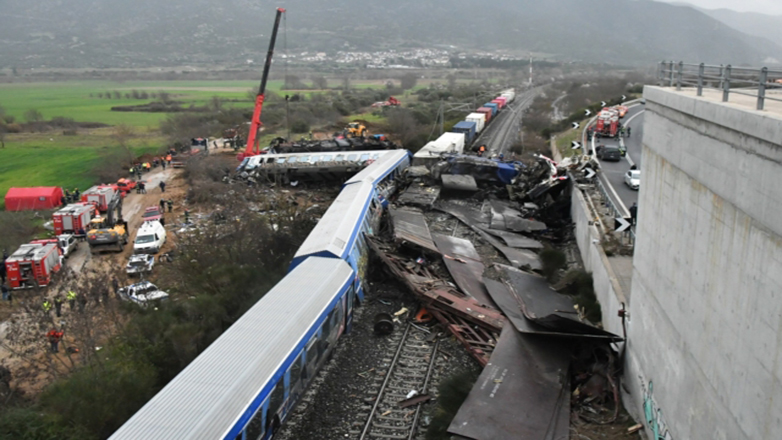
left=23, top=108, right=43, bottom=123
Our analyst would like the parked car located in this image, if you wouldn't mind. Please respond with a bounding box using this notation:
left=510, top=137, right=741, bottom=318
left=126, top=254, right=155, bottom=276
left=118, top=281, right=169, bottom=306
left=142, top=206, right=165, bottom=225
left=134, top=221, right=167, bottom=254
left=57, top=234, right=79, bottom=258
left=597, top=146, right=623, bottom=162
left=624, top=169, right=641, bottom=190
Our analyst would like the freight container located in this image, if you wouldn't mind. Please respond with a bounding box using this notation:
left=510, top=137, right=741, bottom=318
left=5, top=242, right=62, bottom=289
left=500, top=88, right=516, bottom=102
left=466, top=113, right=486, bottom=133
left=451, top=121, right=477, bottom=146
left=492, top=97, right=507, bottom=109
left=483, top=103, right=498, bottom=116
left=52, top=203, right=95, bottom=235
left=413, top=132, right=466, bottom=166
left=501, top=92, right=514, bottom=104
left=476, top=107, right=493, bottom=123
left=81, top=185, right=118, bottom=212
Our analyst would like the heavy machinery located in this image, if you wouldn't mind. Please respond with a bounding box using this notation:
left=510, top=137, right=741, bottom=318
left=345, top=122, right=368, bottom=138
left=87, top=193, right=128, bottom=254
left=238, top=7, right=286, bottom=161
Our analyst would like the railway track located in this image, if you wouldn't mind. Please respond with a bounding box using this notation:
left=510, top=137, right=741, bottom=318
left=354, top=323, right=439, bottom=440
left=476, top=88, right=540, bottom=155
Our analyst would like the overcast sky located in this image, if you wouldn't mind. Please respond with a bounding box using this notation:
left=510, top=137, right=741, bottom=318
left=655, top=0, right=782, bottom=14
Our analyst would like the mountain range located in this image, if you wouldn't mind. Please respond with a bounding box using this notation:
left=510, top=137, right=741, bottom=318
left=0, top=0, right=780, bottom=68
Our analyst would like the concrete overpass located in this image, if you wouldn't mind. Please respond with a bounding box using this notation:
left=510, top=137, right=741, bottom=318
left=624, top=84, right=782, bottom=440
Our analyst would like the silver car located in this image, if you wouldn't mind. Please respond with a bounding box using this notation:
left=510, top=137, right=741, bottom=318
left=126, top=254, right=155, bottom=276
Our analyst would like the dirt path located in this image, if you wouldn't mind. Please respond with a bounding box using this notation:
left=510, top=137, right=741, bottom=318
left=0, top=166, right=185, bottom=397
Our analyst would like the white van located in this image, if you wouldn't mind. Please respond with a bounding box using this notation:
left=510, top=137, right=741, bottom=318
left=133, top=221, right=166, bottom=254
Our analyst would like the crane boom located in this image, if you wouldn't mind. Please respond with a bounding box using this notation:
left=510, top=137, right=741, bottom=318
left=239, top=7, right=286, bottom=161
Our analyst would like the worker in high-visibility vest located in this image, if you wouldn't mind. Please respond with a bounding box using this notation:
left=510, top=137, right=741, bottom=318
left=67, top=291, right=77, bottom=310
left=42, top=300, right=52, bottom=314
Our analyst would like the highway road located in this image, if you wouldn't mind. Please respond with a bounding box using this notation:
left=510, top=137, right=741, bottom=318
left=587, top=103, right=645, bottom=217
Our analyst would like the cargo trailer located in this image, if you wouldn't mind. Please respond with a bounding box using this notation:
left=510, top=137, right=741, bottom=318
left=476, top=107, right=493, bottom=123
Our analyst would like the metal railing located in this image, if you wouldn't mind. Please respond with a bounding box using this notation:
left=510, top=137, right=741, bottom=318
left=658, top=61, right=782, bottom=110
left=594, top=175, right=636, bottom=246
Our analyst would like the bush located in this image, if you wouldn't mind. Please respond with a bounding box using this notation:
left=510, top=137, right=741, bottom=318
left=426, top=369, right=480, bottom=440
left=539, top=248, right=567, bottom=281
left=291, top=119, right=310, bottom=134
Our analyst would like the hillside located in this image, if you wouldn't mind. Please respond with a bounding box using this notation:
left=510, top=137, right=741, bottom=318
left=1, top=0, right=780, bottom=68
left=697, top=7, right=782, bottom=50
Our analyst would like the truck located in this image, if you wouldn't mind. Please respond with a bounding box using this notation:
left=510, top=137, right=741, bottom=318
left=595, top=107, right=620, bottom=138
left=52, top=202, right=95, bottom=235
left=5, top=242, right=62, bottom=289
left=31, top=234, right=78, bottom=258
left=116, top=178, right=137, bottom=196
left=81, top=185, right=118, bottom=212
left=451, top=121, right=477, bottom=146
left=466, top=113, right=486, bottom=133
left=87, top=195, right=128, bottom=254
left=413, top=132, right=466, bottom=166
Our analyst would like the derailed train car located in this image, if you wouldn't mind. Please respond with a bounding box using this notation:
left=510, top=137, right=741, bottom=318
left=109, top=150, right=412, bottom=440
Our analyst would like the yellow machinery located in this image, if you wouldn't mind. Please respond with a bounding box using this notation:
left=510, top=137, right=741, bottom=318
left=345, top=122, right=368, bottom=138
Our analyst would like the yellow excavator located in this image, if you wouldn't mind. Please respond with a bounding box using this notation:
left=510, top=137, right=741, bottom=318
left=87, top=194, right=128, bottom=254
left=345, top=121, right=368, bottom=138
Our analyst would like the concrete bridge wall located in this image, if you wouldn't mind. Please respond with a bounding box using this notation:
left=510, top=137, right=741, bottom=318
left=626, top=86, right=782, bottom=440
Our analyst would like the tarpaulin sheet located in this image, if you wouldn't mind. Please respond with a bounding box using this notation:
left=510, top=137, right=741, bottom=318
left=432, top=233, right=495, bottom=308
left=448, top=325, right=572, bottom=440
left=503, top=267, right=622, bottom=341
left=389, top=208, right=439, bottom=253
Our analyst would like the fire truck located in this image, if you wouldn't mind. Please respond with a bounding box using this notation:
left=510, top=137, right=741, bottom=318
left=5, top=242, right=62, bottom=289
left=595, top=107, right=620, bottom=138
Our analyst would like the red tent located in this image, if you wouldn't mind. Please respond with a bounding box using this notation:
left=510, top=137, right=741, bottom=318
left=5, top=187, right=64, bottom=211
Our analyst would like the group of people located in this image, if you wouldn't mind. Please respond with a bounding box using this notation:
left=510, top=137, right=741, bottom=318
left=129, top=154, right=174, bottom=179
left=43, top=277, right=121, bottom=354
left=159, top=198, right=174, bottom=213
left=61, top=188, right=81, bottom=206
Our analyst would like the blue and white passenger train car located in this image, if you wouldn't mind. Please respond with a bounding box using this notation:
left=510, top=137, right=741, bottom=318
left=110, top=150, right=411, bottom=440
left=110, top=257, right=354, bottom=440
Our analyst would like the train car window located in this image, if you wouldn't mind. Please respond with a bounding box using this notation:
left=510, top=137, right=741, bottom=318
left=360, top=154, right=370, bottom=161
left=347, top=154, right=358, bottom=161
left=244, top=397, right=268, bottom=440
left=287, top=157, right=298, bottom=163
left=372, top=154, right=380, bottom=160
left=306, top=335, right=319, bottom=370
left=335, top=154, right=345, bottom=162
left=276, top=157, right=287, bottom=164
left=289, top=353, right=303, bottom=389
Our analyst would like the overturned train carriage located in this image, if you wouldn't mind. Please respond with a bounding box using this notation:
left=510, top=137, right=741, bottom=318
left=109, top=150, right=412, bottom=440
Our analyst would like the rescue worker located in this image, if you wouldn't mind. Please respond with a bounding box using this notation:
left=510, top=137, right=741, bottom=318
left=42, top=300, right=53, bottom=315
left=77, top=293, right=87, bottom=312
left=159, top=181, right=166, bottom=193
left=67, top=290, right=77, bottom=310
left=166, top=154, right=172, bottom=165
left=111, top=277, right=119, bottom=295
left=129, top=166, right=135, bottom=176
left=159, top=198, right=166, bottom=211
left=478, top=145, right=486, bottom=157
left=499, top=153, right=505, bottom=162
left=167, top=199, right=173, bottom=213
left=54, top=295, right=63, bottom=317
left=184, top=209, right=191, bottom=224
left=77, top=228, right=86, bottom=242
left=74, top=188, right=80, bottom=200
left=161, top=160, right=167, bottom=170
left=60, top=195, right=67, bottom=206
left=64, top=189, right=71, bottom=203
left=0, top=260, right=5, bottom=284
left=627, top=126, right=632, bottom=137
left=47, top=328, right=63, bottom=353
left=629, top=203, right=638, bottom=226
left=140, top=181, right=146, bottom=194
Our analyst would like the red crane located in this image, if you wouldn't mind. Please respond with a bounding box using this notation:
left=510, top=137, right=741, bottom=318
left=238, top=7, right=286, bottom=161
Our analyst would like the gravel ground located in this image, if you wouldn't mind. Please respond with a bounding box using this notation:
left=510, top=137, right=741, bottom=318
left=276, top=269, right=477, bottom=440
